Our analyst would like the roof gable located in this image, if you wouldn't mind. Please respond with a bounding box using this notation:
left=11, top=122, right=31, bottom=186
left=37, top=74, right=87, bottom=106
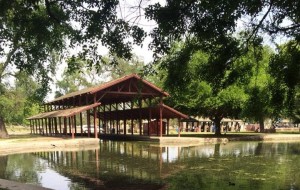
left=47, top=74, right=169, bottom=106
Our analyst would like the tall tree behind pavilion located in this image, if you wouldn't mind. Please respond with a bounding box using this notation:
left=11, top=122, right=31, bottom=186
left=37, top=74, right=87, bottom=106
left=159, top=38, right=270, bottom=135
left=0, top=71, right=41, bottom=137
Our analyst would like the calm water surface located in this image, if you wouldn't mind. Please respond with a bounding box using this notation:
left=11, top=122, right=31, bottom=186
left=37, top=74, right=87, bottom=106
left=1, top=140, right=300, bottom=190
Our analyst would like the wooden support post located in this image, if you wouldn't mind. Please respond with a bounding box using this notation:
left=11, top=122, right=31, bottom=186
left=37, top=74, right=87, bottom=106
left=93, top=94, right=98, bottom=138
left=123, top=102, right=126, bottom=135
left=29, top=120, right=32, bottom=134
left=31, top=120, right=34, bottom=134
left=124, top=119, right=127, bottom=135
left=109, top=104, right=112, bottom=134
left=131, top=119, right=134, bottom=135
left=33, top=119, right=36, bottom=134
left=71, top=116, right=75, bottom=139
left=94, top=107, right=97, bottom=138
left=54, top=117, right=58, bottom=135
left=156, top=119, right=159, bottom=136
left=74, top=115, right=77, bottom=135
left=116, top=103, right=119, bottom=134
left=37, top=119, right=41, bottom=135
left=103, top=105, right=106, bottom=134
left=98, top=107, right=101, bottom=134
left=159, top=103, right=163, bottom=137
left=80, top=112, right=83, bottom=136
left=139, top=99, right=142, bottom=135
left=59, top=117, right=62, bottom=136
left=64, top=117, right=67, bottom=135
left=139, top=118, right=142, bottom=135
left=41, top=119, right=44, bottom=135
left=45, top=118, right=48, bottom=135
left=178, top=118, right=181, bottom=137
left=48, top=118, right=52, bottom=136
left=33, top=120, right=36, bottom=134
left=167, top=118, right=170, bottom=136
left=68, top=117, right=71, bottom=136
left=87, top=110, right=91, bottom=137
left=148, top=109, right=152, bottom=136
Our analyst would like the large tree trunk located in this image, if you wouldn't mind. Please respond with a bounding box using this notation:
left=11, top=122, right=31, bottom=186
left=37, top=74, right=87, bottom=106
left=212, top=117, right=222, bottom=136
left=0, top=117, right=9, bottom=138
left=259, top=118, right=265, bottom=133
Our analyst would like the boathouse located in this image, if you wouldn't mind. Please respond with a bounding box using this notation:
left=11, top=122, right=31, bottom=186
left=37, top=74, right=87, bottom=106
left=27, top=74, right=188, bottom=138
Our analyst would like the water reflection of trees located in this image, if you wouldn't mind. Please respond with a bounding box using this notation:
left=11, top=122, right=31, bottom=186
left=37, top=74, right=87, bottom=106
left=15, top=141, right=300, bottom=189
left=0, top=154, right=44, bottom=185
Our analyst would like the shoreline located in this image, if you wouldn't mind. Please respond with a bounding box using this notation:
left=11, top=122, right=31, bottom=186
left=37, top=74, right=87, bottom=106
left=0, top=136, right=100, bottom=156
left=1, top=133, right=300, bottom=155
left=1, top=133, right=300, bottom=190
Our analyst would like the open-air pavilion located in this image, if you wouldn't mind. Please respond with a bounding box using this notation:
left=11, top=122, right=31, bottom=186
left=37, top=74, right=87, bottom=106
left=28, top=74, right=188, bottom=139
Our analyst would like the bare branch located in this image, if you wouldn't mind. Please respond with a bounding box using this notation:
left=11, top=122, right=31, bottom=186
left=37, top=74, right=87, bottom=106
left=247, top=0, right=273, bottom=43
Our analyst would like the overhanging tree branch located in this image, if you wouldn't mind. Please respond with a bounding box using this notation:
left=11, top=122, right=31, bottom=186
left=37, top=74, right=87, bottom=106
left=247, top=0, right=273, bottom=44
left=45, top=0, right=61, bottom=23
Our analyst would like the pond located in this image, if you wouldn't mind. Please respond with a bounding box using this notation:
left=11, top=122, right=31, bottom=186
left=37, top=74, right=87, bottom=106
left=0, top=140, right=300, bottom=190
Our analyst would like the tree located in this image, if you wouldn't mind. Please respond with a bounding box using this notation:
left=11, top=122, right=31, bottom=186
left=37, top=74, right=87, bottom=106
left=242, top=46, right=274, bottom=132
left=0, top=0, right=147, bottom=137
left=55, top=58, right=100, bottom=98
left=55, top=55, right=145, bottom=98
left=159, top=39, right=251, bottom=135
left=105, top=55, right=145, bottom=80
left=1, top=0, right=299, bottom=137
left=0, top=71, right=40, bottom=137
left=145, top=1, right=300, bottom=58
left=269, top=41, right=300, bottom=123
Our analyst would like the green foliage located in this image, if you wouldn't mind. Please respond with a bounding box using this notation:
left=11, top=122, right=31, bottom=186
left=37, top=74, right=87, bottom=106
left=160, top=40, right=250, bottom=123
left=106, top=55, right=145, bottom=80
left=0, top=71, right=41, bottom=125
left=0, top=0, right=146, bottom=62
left=56, top=55, right=145, bottom=97
left=269, top=41, right=300, bottom=122
left=241, top=46, right=274, bottom=127
left=55, top=58, right=96, bottom=97
left=145, top=1, right=300, bottom=58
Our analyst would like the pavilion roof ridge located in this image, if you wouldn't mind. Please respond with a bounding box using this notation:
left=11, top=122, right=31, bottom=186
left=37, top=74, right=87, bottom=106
left=46, top=73, right=169, bottom=105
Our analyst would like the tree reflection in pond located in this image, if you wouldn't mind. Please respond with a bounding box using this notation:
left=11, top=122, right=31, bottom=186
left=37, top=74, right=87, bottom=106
left=0, top=141, right=300, bottom=190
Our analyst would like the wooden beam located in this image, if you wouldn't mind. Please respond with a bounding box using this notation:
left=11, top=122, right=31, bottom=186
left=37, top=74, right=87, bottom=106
left=104, top=91, right=158, bottom=96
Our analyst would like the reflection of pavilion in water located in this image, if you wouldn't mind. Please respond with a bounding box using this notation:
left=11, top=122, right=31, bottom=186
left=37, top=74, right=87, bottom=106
left=32, top=141, right=261, bottom=188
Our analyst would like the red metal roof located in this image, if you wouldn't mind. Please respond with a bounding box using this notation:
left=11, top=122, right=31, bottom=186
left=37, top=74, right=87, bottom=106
left=47, top=74, right=169, bottom=106
left=28, top=103, right=101, bottom=120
